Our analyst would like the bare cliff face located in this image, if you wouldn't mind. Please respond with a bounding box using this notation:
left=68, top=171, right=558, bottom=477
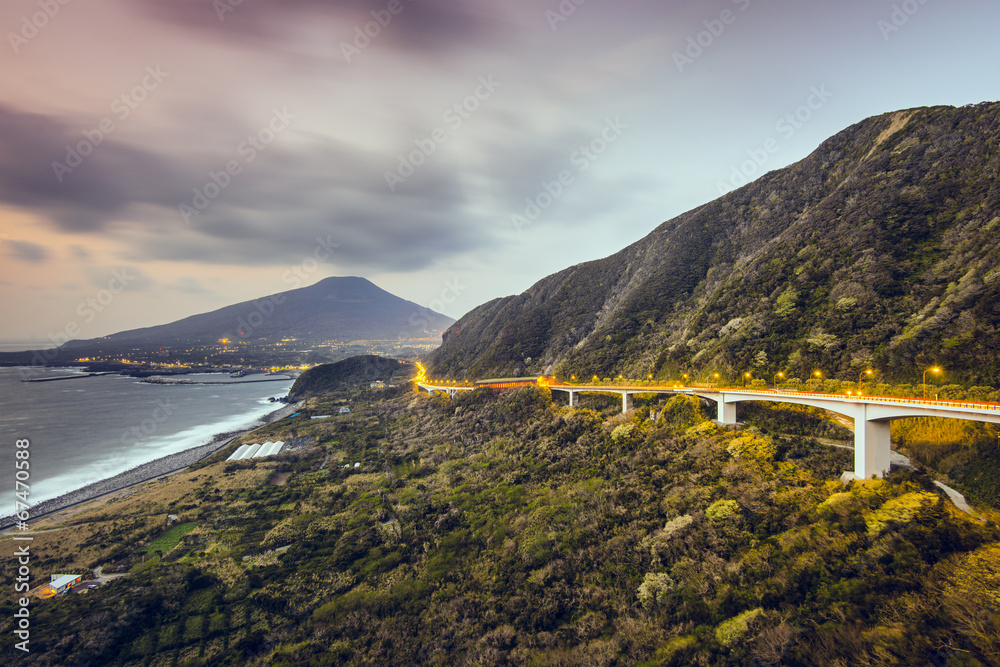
left=429, top=102, right=1000, bottom=384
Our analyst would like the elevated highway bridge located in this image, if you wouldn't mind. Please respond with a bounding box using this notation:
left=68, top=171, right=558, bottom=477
left=417, top=376, right=1000, bottom=480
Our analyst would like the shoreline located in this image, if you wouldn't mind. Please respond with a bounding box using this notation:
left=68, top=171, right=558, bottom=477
left=0, top=401, right=302, bottom=531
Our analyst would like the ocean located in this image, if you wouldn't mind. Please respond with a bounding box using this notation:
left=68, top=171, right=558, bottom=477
left=0, top=367, right=293, bottom=508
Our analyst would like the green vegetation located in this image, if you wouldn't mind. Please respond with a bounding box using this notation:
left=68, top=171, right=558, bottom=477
left=4, top=385, right=999, bottom=666
left=144, top=522, right=198, bottom=557
left=289, top=355, right=413, bottom=399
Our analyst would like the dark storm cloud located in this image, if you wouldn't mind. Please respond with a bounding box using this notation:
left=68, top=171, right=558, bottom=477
left=0, top=105, right=191, bottom=232
left=0, top=103, right=499, bottom=272
left=130, top=0, right=510, bottom=56
left=5, top=240, right=49, bottom=264
left=159, top=131, right=489, bottom=270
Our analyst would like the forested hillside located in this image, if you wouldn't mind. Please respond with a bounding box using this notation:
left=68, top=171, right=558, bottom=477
left=4, top=385, right=999, bottom=666
left=429, top=102, right=1000, bottom=385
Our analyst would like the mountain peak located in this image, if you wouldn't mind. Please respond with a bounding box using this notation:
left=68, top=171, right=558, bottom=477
left=65, top=277, right=454, bottom=350
left=428, top=101, right=1000, bottom=384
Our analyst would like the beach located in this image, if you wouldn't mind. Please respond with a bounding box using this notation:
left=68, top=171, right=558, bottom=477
left=1, top=400, right=301, bottom=530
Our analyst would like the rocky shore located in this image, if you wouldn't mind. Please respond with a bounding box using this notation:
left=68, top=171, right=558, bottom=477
left=0, top=402, right=301, bottom=530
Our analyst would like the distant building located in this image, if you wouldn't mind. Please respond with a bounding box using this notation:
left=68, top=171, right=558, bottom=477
left=339, top=406, right=351, bottom=414
left=42, top=573, right=83, bottom=597
left=370, top=380, right=385, bottom=389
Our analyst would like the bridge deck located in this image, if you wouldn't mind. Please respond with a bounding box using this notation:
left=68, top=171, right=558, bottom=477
left=418, top=380, right=1000, bottom=480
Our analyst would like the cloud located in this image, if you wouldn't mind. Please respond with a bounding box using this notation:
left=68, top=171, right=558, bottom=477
left=84, top=265, right=156, bottom=292
left=5, top=240, right=49, bottom=264
left=0, top=103, right=501, bottom=272
left=128, top=0, right=511, bottom=58
left=164, top=276, right=214, bottom=295
left=0, top=105, right=192, bottom=233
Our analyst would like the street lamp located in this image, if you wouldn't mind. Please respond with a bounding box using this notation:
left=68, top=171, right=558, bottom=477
left=713, top=372, right=720, bottom=387
left=681, top=373, right=689, bottom=385
left=859, top=368, right=874, bottom=385
left=744, top=372, right=752, bottom=387
left=923, top=367, right=941, bottom=399
left=773, top=372, right=784, bottom=389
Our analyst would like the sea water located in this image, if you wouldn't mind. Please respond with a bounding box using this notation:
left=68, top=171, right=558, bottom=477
left=0, top=367, right=293, bottom=506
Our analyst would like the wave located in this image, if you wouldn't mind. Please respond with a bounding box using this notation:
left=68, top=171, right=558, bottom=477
left=27, top=386, right=292, bottom=504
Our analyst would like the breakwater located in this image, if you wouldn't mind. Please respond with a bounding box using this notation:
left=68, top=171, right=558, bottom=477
left=21, top=372, right=114, bottom=383
left=142, top=375, right=294, bottom=385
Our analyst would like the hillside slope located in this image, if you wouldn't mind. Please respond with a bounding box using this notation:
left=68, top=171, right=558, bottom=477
left=289, top=354, right=412, bottom=399
left=7, top=387, right=1000, bottom=666
left=429, top=102, right=1000, bottom=384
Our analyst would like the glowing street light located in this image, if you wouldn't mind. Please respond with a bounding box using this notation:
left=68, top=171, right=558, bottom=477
left=923, top=367, right=941, bottom=399
left=744, top=372, right=752, bottom=387
left=773, top=372, right=784, bottom=388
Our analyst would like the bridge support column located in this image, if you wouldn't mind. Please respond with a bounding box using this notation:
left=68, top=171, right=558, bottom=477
left=855, top=414, right=891, bottom=480
left=568, top=391, right=578, bottom=408
left=717, top=401, right=737, bottom=425
left=622, top=393, right=633, bottom=413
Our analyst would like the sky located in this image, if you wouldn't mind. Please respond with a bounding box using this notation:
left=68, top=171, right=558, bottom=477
left=0, top=0, right=998, bottom=346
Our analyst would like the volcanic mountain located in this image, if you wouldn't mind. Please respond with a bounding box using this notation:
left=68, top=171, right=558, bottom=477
left=428, top=102, right=1000, bottom=385
left=13, top=277, right=453, bottom=359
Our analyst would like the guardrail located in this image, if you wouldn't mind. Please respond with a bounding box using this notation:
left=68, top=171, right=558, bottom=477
left=419, top=380, right=1000, bottom=412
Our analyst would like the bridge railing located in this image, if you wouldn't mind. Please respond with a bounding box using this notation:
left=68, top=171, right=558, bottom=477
left=688, top=386, right=1000, bottom=412
left=548, top=383, right=1000, bottom=412
left=420, top=380, right=1000, bottom=412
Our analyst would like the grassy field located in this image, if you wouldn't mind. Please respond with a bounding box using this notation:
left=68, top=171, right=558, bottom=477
left=144, top=522, right=197, bottom=556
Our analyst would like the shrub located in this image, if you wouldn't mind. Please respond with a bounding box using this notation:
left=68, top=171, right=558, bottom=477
left=727, top=433, right=777, bottom=462
left=706, top=499, right=741, bottom=522
left=716, top=608, right=763, bottom=646
left=637, top=572, right=676, bottom=611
